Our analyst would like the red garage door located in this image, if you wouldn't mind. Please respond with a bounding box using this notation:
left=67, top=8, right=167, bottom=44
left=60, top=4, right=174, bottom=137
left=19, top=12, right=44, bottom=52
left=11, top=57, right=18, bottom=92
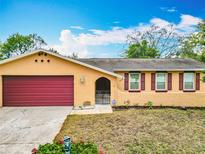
left=3, top=76, right=74, bottom=106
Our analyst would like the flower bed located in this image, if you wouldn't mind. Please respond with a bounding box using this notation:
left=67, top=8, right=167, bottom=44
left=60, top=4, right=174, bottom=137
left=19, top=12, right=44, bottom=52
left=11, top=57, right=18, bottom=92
left=32, top=142, right=99, bottom=154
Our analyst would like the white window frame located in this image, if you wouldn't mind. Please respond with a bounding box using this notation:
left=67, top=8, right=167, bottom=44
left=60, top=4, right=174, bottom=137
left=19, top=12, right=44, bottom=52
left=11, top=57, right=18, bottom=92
left=183, top=72, right=195, bottom=91
left=129, top=73, right=141, bottom=91
left=155, top=73, right=167, bottom=91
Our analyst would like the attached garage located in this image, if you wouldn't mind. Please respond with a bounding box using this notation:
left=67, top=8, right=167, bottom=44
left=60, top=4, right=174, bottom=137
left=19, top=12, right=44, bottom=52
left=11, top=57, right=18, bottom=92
left=3, top=76, right=74, bottom=106
left=0, top=49, right=119, bottom=107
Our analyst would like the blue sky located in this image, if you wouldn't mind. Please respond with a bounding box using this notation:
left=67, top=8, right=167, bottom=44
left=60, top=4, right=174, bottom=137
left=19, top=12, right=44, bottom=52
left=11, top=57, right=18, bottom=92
left=0, top=0, right=204, bottom=57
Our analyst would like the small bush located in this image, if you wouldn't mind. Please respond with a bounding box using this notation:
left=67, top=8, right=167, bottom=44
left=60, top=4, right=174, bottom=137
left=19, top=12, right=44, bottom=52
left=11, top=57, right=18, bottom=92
left=36, top=142, right=98, bottom=154
left=71, top=142, right=98, bottom=154
left=145, top=101, right=153, bottom=109
left=37, top=143, right=64, bottom=154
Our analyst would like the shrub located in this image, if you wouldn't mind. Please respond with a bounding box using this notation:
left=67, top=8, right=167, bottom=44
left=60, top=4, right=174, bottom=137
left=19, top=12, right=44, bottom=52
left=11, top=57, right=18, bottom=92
left=71, top=142, right=98, bottom=154
left=36, top=142, right=98, bottom=154
left=145, top=101, right=153, bottom=109
left=37, top=143, right=64, bottom=154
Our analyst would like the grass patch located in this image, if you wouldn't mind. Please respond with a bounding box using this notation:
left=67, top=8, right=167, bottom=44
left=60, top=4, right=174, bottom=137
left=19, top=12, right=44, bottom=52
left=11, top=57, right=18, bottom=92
left=55, top=109, right=205, bottom=154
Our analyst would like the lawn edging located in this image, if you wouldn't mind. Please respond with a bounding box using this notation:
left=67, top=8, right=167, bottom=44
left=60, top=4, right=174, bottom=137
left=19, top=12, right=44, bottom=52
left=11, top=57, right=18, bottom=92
left=112, top=105, right=205, bottom=111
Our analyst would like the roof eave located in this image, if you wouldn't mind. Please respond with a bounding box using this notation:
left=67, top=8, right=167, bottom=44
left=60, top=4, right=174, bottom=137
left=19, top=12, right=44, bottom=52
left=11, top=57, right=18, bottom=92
left=114, top=69, right=205, bottom=71
left=0, top=49, right=123, bottom=79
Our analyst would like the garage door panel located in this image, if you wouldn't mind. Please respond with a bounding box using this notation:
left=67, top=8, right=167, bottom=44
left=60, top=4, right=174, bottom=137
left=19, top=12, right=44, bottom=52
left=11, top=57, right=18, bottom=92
left=6, top=99, right=73, bottom=103
left=5, top=92, right=73, bottom=96
left=5, top=95, right=73, bottom=100
left=7, top=81, right=72, bottom=86
left=4, top=87, right=73, bottom=93
left=5, top=83, right=73, bottom=87
left=5, top=82, right=73, bottom=87
left=3, top=76, right=74, bottom=106
left=6, top=102, right=71, bottom=107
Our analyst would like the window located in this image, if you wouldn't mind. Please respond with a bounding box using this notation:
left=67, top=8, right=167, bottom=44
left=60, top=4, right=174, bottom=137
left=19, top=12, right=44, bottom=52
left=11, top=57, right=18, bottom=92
left=129, top=73, right=140, bottom=90
left=156, top=73, right=167, bottom=90
left=184, top=73, right=195, bottom=90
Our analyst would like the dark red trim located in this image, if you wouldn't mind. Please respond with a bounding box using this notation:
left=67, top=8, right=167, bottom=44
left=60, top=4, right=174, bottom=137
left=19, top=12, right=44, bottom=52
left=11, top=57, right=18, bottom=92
left=151, top=73, right=155, bottom=90
left=124, top=73, right=129, bottom=90
left=129, top=90, right=141, bottom=92
left=155, top=90, right=168, bottom=92
left=183, top=90, right=196, bottom=92
left=168, top=73, right=172, bottom=90
left=141, top=73, right=145, bottom=90
left=179, top=73, right=183, bottom=90
left=196, top=73, right=200, bottom=90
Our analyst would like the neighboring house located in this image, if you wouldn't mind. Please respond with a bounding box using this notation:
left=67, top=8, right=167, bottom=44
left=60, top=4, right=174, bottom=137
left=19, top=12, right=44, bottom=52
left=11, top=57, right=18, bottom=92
left=0, top=49, right=205, bottom=107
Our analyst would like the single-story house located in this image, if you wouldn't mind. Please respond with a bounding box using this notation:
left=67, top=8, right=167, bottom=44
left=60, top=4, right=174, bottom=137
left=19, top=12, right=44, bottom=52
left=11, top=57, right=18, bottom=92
left=0, top=49, right=205, bottom=107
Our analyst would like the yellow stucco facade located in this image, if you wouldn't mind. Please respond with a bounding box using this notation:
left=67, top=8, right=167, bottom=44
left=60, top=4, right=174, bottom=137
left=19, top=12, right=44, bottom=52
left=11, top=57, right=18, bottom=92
left=0, top=52, right=117, bottom=107
left=0, top=50, right=204, bottom=107
left=116, top=72, right=205, bottom=107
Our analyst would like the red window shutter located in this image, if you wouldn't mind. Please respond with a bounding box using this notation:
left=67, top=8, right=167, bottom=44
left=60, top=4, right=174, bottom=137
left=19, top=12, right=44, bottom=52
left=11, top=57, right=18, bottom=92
left=141, top=73, right=145, bottom=90
left=196, top=73, right=200, bottom=90
left=124, top=73, right=129, bottom=90
left=168, top=73, right=172, bottom=90
left=151, top=73, right=155, bottom=90
left=179, top=73, right=183, bottom=90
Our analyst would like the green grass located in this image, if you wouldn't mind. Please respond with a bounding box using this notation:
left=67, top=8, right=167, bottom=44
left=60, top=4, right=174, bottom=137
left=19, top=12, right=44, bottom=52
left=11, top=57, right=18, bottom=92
left=55, top=109, right=205, bottom=154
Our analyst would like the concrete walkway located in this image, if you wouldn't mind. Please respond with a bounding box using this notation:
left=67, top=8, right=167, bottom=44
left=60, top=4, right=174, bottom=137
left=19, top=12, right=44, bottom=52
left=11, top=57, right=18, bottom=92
left=0, top=107, right=72, bottom=154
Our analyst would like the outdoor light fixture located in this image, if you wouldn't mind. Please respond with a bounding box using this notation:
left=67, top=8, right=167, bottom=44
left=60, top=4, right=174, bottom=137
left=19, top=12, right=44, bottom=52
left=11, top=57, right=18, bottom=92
left=80, top=76, right=85, bottom=84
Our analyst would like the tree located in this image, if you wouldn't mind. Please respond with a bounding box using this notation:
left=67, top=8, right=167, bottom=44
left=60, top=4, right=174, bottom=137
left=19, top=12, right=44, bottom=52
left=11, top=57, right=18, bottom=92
left=124, top=40, right=160, bottom=58
left=0, top=33, right=46, bottom=59
left=198, top=20, right=205, bottom=45
left=125, top=24, right=182, bottom=58
left=70, top=52, right=78, bottom=59
left=179, top=20, right=205, bottom=62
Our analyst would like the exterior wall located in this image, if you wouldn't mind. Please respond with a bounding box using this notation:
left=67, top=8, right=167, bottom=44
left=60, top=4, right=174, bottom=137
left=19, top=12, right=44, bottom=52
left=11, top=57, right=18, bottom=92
left=1, top=52, right=204, bottom=107
left=115, top=71, right=205, bottom=107
left=0, top=53, right=117, bottom=107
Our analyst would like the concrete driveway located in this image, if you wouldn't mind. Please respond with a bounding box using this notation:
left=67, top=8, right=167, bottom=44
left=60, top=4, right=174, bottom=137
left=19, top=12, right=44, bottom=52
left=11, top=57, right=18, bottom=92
left=0, top=107, right=72, bottom=154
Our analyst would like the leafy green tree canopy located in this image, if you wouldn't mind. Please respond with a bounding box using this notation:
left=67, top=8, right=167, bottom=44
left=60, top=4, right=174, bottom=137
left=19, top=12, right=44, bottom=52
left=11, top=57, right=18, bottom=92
left=179, top=20, right=205, bottom=62
left=125, top=25, right=182, bottom=58
left=0, top=33, right=46, bottom=59
left=124, top=40, right=160, bottom=58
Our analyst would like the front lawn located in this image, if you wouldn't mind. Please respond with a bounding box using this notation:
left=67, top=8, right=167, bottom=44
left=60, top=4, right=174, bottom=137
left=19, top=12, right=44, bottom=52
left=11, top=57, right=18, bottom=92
left=55, top=109, right=205, bottom=154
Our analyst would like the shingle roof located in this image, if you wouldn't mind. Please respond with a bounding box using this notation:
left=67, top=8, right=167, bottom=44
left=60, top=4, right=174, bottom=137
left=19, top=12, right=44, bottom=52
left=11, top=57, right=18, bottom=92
left=79, top=58, right=205, bottom=72
left=0, top=49, right=122, bottom=78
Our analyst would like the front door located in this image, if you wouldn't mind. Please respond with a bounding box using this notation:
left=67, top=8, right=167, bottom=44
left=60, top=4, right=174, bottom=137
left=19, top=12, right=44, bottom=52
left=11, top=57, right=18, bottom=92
left=95, top=77, right=110, bottom=104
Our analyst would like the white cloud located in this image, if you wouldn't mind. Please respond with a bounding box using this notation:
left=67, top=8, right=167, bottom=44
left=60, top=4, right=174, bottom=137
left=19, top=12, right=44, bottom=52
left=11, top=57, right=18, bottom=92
left=167, top=7, right=177, bottom=13
left=174, top=15, right=202, bottom=34
left=50, top=14, right=202, bottom=57
left=150, top=18, right=171, bottom=27
left=70, top=26, right=84, bottom=30
left=160, top=7, right=177, bottom=13
left=177, top=14, right=202, bottom=29
left=78, top=27, right=134, bottom=46
left=50, top=30, right=88, bottom=57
